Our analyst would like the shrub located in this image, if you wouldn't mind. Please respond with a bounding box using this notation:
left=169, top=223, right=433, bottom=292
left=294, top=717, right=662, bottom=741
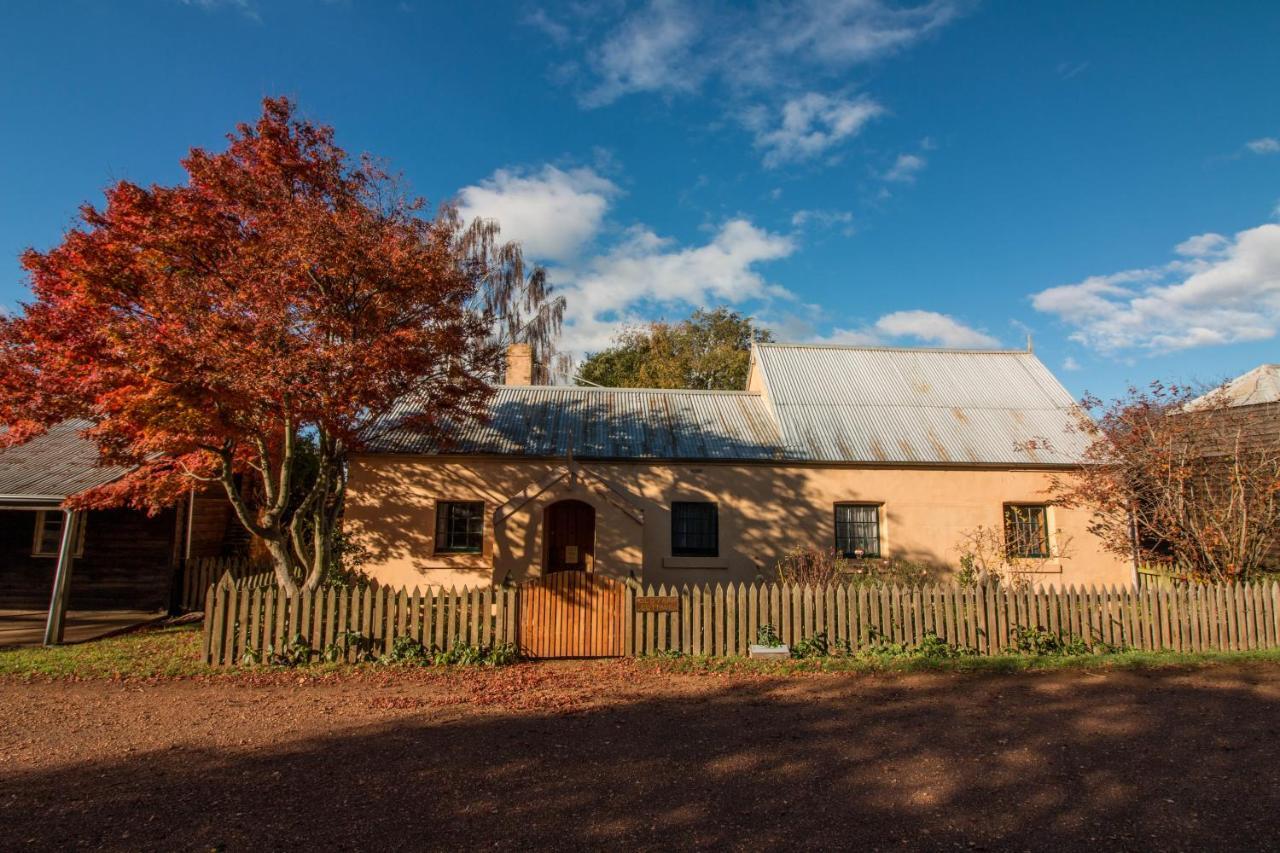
left=1008, top=625, right=1093, bottom=656
left=792, top=632, right=829, bottom=659
left=773, top=547, right=942, bottom=588
left=433, top=639, right=520, bottom=667
left=381, top=635, right=430, bottom=664
left=756, top=623, right=783, bottom=647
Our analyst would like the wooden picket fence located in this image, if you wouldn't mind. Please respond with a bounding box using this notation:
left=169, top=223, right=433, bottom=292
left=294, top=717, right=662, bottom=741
left=179, top=556, right=274, bottom=612
left=203, top=579, right=518, bottom=666
left=623, top=580, right=1280, bottom=656
left=202, top=575, right=1280, bottom=666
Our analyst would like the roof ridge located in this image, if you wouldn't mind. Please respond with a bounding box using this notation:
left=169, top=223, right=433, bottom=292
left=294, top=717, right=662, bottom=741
left=494, top=385, right=762, bottom=396
left=756, top=341, right=1030, bottom=355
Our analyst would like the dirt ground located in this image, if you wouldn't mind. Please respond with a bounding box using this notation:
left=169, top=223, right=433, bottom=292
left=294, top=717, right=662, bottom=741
left=3, top=661, right=1280, bottom=851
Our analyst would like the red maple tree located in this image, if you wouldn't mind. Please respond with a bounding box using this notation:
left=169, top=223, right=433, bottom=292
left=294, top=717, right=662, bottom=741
left=0, top=97, right=554, bottom=591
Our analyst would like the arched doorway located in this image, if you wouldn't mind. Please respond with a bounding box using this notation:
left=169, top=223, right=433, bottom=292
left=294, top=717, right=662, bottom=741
left=544, top=499, right=595, bottom=572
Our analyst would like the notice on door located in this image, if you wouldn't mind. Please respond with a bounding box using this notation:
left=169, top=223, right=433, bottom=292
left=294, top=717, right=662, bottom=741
left=565, top=545, right=579, bottom=564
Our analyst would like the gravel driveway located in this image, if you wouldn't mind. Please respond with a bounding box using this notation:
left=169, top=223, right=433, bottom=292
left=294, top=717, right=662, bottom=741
left=3, top=661, right=1279, bottom=851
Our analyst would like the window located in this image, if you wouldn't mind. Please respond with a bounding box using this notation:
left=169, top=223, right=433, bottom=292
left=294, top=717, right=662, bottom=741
left=31, top=511, right=85, bottom=558
left=434, top=501, right=484, bottom=554
left=835, top=504, right=880, bottom=558
left=1004, top=504, right=1050, bottom=558
left=672, top=501, right=718, bottom=557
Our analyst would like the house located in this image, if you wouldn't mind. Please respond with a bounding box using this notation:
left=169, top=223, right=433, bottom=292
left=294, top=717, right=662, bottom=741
left=0, top=420, right=243, bottom=644
left=1184, top=363, right=1280, bottom=569
left=344, top=342, right=1132, bottom=591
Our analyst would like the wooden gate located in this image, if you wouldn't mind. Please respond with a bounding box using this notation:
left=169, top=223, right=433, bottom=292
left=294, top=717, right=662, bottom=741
left=518, top=572, right=625, bottom=658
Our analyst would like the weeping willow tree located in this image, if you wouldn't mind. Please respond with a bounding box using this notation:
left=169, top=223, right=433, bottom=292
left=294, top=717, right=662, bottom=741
left=458, top=217, right=568, bottom=384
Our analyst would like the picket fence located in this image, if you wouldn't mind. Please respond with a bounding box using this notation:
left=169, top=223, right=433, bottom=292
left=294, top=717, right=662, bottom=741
left=202, top=573, right=1280, bottom=666
left=180, top=556, right=274, bottom=612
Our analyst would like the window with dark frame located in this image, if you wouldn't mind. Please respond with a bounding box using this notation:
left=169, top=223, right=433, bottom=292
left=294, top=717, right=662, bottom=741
left=834, top=504, right=880, bottom=558
left=1004, top=504, right=1050, bottom=558
left=31, top=511, right=85, bottom=558
left=671, top=501, right=718, bottom=557
left=434, top=501, right=485, bottom=554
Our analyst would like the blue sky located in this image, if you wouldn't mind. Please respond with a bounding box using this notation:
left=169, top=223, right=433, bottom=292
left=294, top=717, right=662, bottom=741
left=2, top=0, right=1278, bottom=398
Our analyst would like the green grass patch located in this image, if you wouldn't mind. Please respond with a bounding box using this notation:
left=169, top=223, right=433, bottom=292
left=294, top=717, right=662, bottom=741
left=639, top=647, right=1280, bottom=676
left=0, top=624, right=211, bottom=680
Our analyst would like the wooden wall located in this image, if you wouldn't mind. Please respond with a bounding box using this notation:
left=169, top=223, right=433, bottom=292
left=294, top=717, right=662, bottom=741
left=0, top=508, right=178, bottom=611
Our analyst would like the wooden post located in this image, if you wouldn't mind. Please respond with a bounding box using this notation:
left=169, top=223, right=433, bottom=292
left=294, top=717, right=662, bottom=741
left=43, top=509, right=83, bottom=646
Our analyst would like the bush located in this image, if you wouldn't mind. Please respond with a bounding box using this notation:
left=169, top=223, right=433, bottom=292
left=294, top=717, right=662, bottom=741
left=433, top=639, right=520, bottom=667
left=792, top=631, right=829, bottom=659
left=772, top=547, right=942, bottom=588
left=1008, top=626, right=1094, bottom=656
left=756, top=623, right=783, bottom=647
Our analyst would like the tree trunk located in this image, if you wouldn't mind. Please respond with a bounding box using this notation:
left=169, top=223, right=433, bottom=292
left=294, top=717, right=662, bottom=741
left=263, top=535, right=300, bottom=596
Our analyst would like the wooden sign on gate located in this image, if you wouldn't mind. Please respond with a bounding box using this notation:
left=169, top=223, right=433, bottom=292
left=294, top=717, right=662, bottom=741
left=635, top=595, right=679, bottom=613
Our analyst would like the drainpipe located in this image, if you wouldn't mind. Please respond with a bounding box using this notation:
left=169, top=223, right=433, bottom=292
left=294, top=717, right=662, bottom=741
left=43, top=509, right=83, bottom=646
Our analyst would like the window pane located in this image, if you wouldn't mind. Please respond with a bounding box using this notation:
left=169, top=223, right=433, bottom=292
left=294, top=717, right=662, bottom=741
left=672, top=502, right=718, bottom=557
left=37, top=513, right=63, bottom=555
left=835, top=504, right=880, bottom=557
left=1004, top=505, right=1049, bottom=558
left=436, top=501, right=484, bottom=553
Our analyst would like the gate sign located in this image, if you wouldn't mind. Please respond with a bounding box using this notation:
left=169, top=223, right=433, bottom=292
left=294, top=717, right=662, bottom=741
left=635, top=595, right=680, bottom=613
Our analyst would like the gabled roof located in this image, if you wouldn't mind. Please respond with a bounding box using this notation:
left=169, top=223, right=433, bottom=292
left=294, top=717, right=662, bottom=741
left=1189, top=364, right=1280, bottom=409
left=371, top=342, right=1090, bottom=466
left=371, top=386, right=784, bottom=461
left=750, top=343, right=1090, bottom=466
left=0, top=420, right=131, bottom=500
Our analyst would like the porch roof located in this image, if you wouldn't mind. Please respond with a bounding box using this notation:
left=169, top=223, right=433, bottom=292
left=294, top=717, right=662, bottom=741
left=0, top=420, right=130, bottom=501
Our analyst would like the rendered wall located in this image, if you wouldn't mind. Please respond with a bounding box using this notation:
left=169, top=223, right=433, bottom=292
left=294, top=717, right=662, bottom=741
left=344, top=455, right=1132, bottom=591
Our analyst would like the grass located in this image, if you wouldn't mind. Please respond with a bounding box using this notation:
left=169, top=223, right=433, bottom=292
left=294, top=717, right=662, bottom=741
left=6, top=623, right=1280, bottom=680
left=640, top=647, right=1280, bottom=675
left=0, top=624, right=210, bottom=679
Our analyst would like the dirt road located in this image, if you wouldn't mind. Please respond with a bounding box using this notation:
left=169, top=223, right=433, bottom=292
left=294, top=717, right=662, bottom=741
left=3, top=661, right=1279, bottom=851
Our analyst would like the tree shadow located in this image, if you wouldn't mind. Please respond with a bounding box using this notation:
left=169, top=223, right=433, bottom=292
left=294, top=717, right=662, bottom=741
left=4, top=666, right=1280, bottom=850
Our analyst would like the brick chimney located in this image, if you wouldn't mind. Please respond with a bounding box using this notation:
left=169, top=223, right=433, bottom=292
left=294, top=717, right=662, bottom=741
left=504, top=343, right=534, bottom=386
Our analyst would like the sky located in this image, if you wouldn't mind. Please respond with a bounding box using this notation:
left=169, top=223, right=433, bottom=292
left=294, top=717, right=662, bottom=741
left=1, top=0, right=1278, bottom=399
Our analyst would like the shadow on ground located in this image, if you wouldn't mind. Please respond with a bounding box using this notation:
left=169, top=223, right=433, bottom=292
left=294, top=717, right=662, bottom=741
left=3, top=665, right=1280, bottom=850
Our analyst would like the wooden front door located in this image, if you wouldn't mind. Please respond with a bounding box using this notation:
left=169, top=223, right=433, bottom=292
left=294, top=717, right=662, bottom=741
left=544, top=499, right=595, bottom=573
left=518, top=572, right=624, bottom=658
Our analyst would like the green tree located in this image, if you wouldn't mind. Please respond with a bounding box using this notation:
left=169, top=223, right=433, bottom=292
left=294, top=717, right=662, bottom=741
left=576, top=307, right=773, bottom=390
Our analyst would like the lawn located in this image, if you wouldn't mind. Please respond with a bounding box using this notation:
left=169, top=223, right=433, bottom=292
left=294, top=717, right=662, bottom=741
left=5, top=622, right=1280, bottom=681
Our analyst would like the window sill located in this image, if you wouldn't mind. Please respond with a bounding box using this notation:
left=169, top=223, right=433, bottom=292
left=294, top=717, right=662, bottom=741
left=662, top=557, right=728, bottom=570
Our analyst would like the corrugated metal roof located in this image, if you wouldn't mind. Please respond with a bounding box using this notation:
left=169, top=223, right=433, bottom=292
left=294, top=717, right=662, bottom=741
left=0, top=420, right=132, bottom=499
left=371, top=344, right=1090, bottom=466
left=1189, top=364, right=1280, bottom=409
left=371, top=386, right=784, bottom=460
left=753, top=344, right=1089, bottom=465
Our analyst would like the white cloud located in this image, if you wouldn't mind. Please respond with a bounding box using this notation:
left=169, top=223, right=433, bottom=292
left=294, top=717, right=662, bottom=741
left=1246, top=137, right=1280, bottom=155
left=871, top=310, right=1000, bottom=347
left=1031, top=223, right=1280, bottom=352
left=883, top=152, right=926, bottom=182
left=571, top=0, right=964, bottom=103
left=579, top=0, right=702, bottom=108
left=180, top=0, right=259, bottom=20
left=751, top=92, right=883, bottom=168
left=813, top=310, right=1000, bottom=349
left=1174, top=232, right=1229, bottom=258
left=791, top=208, right=855, bottom=234
left=559, top=219, right=796, bottom=352
left=1062, top=355, right=1081, bottom=371
left=456, top=165, right=618, bottom=262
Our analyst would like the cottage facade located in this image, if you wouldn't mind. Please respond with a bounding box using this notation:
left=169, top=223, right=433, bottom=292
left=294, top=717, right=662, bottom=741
left=0, top=420, right=243, bottom=642
left=344, top=343, right=1133, bottom=590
